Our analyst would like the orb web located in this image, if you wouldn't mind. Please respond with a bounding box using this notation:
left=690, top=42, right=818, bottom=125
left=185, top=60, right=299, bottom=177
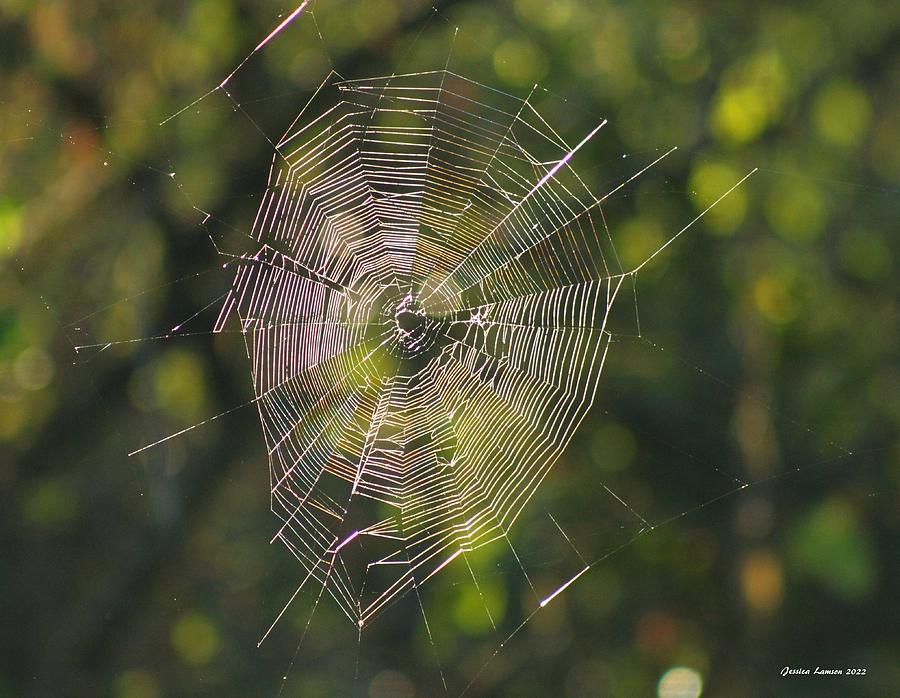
left=213, top=70, right=655, bottom=630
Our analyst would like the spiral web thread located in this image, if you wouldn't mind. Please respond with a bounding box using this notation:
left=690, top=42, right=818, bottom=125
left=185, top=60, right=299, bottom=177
left=206, top=69, right=694, bottom=636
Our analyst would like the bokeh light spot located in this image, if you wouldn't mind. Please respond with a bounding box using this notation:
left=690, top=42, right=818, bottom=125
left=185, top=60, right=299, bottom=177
left=657, top=666, right=703, bottom=698
left=711, top=52, right=786, bottom=145
left=740, top=550, right=784, bottom=613
left=636, top=610, right=679, bottom=656
left=870, top=107, right=900, bottom=182
left=493, top=39, right=548, bottom=87
left=688, top=162, right=747, bottom=235
left=171, top=612, right=220, bottom=666
left=753, top=273, right=799, bottom=325
left=838, top=227, right=891, bottom=280
left=813, top=80, right=871, bottom=148
left=13, top=346, right=54, bottom=391
left=151, top=349, right=208, bottom=421
left=514, top=0, right=573, bottom=31
left=764, top=179, right=827, bottom=243
left=657, top=8, right=701, bottom=60
left=711, top=85, right=769, bottom=144
left=591, top=421, right=637, bottom=473
left=452, top=576, right=507, bottom=635
left=0, top=199, right=22, bottom=258
left=787, top=498, right=877, bottom=602
left=23, top=478, right=78, bottom=531
left=114, top=669, right=161, bottom=698
left=617, top=215, right=666, bottom=271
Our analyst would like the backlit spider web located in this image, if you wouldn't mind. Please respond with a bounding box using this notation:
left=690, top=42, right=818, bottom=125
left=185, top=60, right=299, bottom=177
left=210, top=69, right=668, bottom=635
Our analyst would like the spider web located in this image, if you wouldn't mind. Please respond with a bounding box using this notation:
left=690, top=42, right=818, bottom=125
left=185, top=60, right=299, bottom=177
left=61, top=3, right=763, bottom=692
left=213, top=69, right=636, bottom=634
left=125, top=60, right=752, bottom=651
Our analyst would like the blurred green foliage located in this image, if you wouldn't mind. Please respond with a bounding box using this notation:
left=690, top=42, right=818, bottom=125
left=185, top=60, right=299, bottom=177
left=1, top=0, right=898, bottom=697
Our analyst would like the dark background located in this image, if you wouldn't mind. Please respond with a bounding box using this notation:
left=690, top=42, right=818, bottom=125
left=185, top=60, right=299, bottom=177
left=1, top=1, right=898, bottom=696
